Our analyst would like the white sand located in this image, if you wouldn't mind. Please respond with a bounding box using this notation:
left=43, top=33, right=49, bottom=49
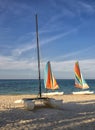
left=0, top=94, right=95, bottom=130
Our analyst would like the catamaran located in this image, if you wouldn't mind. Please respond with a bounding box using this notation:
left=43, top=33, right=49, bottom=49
left=72, top=61, right=94, bottom=94
left=15, top=14, right=64, bottom=110
left=42, top=61, right=63, bottom=96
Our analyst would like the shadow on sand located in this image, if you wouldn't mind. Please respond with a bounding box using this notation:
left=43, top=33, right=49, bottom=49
left=0, top=100, right=95, bottom=130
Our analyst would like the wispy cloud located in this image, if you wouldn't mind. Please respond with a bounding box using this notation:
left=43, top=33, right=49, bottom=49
left=12, top=44, right=36, bottom=56
left=11, top=23, right=79, bottom=57
left=79, top=1, right=95, bottom=14
left=55, top=45, right=95, bottom=61
left=0, top=54, right=95, bottom=79
left=41, top=26, right=79, bottom=45
left=0, top=55, right=36, bottom=70
left=12, top=32, right=36, bottom=56
left=0, top=0, right=95, bottom=79
left=50, top=59, right=95, bottom=79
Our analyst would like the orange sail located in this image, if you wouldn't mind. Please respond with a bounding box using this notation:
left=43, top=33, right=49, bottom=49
left=44, top=61, right=59, bottom=90
left=74, top=61, right=89, bottom=89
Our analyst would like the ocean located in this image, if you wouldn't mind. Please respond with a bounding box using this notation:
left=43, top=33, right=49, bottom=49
left=0, top=79, right=94, bottom=95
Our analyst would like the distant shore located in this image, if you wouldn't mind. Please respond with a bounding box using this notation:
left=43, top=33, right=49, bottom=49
left=0, top=94, right=95, bottom=130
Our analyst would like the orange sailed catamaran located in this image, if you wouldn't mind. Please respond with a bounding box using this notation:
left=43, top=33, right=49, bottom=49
left=42, top=61, right=64, bottom=96
left=72, top=61, right=94, bottom=94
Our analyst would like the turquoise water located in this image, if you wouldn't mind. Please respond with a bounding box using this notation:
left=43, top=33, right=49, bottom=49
left=0, top=79, right=94, bottom=95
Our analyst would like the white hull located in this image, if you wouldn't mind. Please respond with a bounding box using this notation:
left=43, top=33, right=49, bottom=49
left=14, top=99, right=24, bottom=104
left=14, top=99, right=35, bottom=110
left=23, top=99, right=35, bottom=110
left=42, top=92, right=64, bottom=96
left=72, top=90, right=94, bottom=95
left=43, top=98, right=64, bottom=109
left=14, top=97, right=64, bottom=110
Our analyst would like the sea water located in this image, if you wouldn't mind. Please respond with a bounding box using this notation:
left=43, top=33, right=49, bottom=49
left=0, top=79, right=94, bottom=95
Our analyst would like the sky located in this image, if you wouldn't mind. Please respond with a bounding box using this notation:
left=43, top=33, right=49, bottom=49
left=0, top=0, right=95, bottom=79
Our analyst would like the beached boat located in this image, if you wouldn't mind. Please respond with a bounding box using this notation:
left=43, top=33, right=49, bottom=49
left=15, top=15, right=63, bottom=110
left=42, top=91, right=63, bottom=96
left=72, top=61, right=94, bottom=95
left=72, top=90, right=94, bottom=95
left=15, top=14, right=44, bottom=110
left=42, top=61, right=64, bottom=96
left=42, top=61, right=64, bottom=108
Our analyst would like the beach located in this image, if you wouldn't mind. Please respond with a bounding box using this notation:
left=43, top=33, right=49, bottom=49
left=0, top=94, right=95, bottom=130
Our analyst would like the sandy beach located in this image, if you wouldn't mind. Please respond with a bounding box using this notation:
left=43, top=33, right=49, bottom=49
left=0, top=94, right=95, bottom=130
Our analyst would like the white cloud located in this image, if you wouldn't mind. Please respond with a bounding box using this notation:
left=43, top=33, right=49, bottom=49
left=48, top=59, right=95, bottom=79
left=12, top=43, right=36, bottom=56
left=11, top=24, right=79, bottom=57
left=0, top=54, right=95, bottom=79
left=0, top=0, right=95, bottom=79
left=0, top=55, right=34, bottom=70
left=41, top=26, right=79, bottom=47
left=54, top=44, right=95, bottom=61
left=79, top=1, right=95, bottom=13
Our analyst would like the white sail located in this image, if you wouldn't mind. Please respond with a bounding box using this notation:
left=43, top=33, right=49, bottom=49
left=81, top=73, right=89, bottom=89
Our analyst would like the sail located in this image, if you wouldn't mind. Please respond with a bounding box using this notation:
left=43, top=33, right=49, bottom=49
left=74, top=61, right=89, bottom=89
left=81, top=74, right=89, bottom=89
left=74, top=61, right=82, bottom=89
left=44, top=61, right=59, bottom=90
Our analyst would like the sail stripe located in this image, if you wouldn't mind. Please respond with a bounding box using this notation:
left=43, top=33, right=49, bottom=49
left=74, top=61, right=82, bottom=85
left=44, top=61, right=48, bottom=88
left=75, top=72, right=82, bottom=85
left=44, top=61, right=59, bottom=90
left=47, top=62, right=53, bottom=89
left=74, top=61, right=90, bottom=89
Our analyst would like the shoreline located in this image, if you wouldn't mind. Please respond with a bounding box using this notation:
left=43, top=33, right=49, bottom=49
left=0, top=94, right=95, bottom=130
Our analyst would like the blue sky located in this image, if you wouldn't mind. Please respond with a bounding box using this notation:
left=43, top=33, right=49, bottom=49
left=0, top=0, right=95, bottom=79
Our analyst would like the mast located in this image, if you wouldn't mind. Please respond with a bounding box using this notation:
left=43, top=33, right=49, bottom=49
left=35, top=14, right=42, bottom=98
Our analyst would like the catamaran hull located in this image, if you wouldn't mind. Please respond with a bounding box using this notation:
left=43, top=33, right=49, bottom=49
left=72, top=90, right=94, bottom=95
left=42, top=92, right=64, bottom=96
left=23, top=98, right=64, bottom=110
left=14, top=97, right=64, bottom=110
left=43, top=98, right=64, bottom=108
left=14, top=99, right=35, bottom=110
left=23, top=99, right=35, bottom=110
